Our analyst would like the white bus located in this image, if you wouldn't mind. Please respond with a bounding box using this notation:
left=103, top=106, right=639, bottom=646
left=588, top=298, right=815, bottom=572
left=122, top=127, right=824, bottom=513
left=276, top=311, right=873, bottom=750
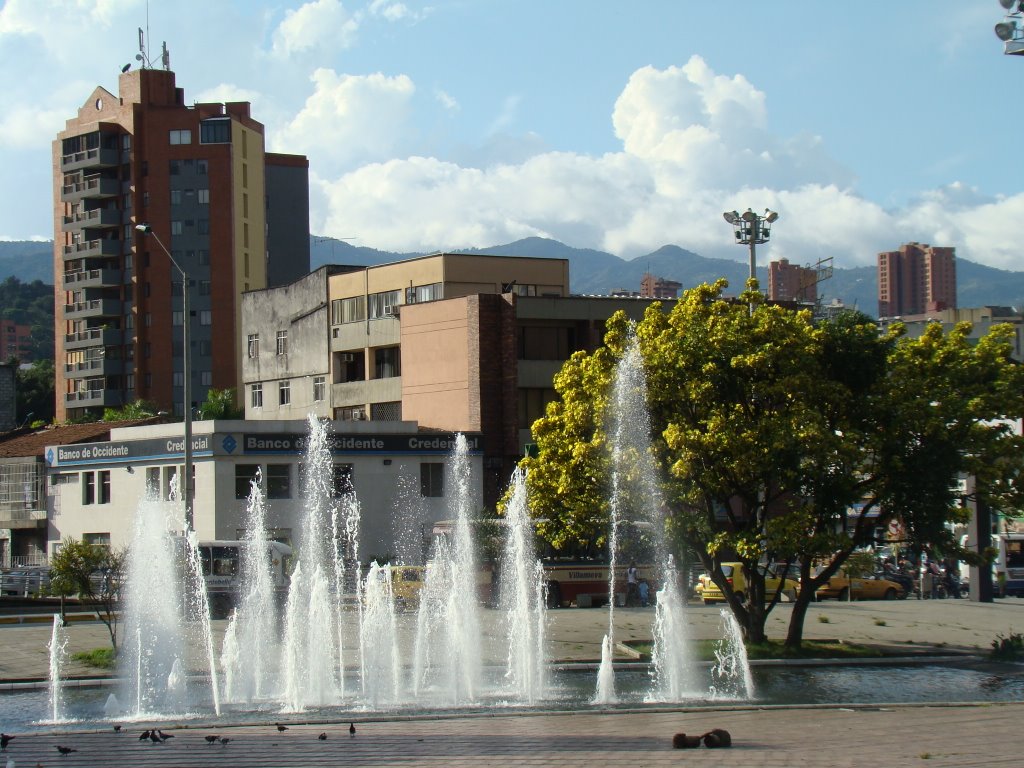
left=194, top=539, right=292, bottom=616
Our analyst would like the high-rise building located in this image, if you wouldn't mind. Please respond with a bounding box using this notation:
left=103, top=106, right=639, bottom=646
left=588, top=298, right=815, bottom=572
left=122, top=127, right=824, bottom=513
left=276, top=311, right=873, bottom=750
left=640, top=273, right=682, bottom=299
left=0, top=322, right=33, bottom=362
left=768, top=258, right=817, bottom=304
left=53, top=66, right=309, bottom=422
left=877, top=242, right=956, bottom=318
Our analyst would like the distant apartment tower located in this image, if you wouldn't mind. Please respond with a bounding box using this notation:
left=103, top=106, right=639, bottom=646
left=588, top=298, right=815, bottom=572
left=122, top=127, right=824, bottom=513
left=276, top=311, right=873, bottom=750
left=53, top=66, right=309, bottom=421
left=877, top=242, right=956, bottom=318
left=640, top=273, right=681, bottom=299
left=768, top=259, right=818, bottom=303
left=0, top=322, right=33, bottom=362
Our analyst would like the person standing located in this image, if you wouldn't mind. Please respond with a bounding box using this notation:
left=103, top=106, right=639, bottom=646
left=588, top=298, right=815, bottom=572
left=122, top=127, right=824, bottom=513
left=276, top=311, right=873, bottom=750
left=626, top=562, right=639, bottom=606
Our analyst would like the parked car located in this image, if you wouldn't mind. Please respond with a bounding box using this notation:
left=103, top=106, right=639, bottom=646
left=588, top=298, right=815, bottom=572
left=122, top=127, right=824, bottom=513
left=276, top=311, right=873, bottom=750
left=1, top=567, right=51, bottom=597
left=695, top=562, right=798, bottom=605
left=815, top=569, right=905, bottom=601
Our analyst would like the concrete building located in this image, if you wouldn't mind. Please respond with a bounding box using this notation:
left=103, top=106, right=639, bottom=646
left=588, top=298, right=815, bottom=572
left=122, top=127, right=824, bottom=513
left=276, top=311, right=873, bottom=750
left=0, top=322, right=33, bottom=362
left=44, top=420, right=481, bottom=564
left=640, top=273, right=681, bottom=299
left=0, top=364, right=14, bottom=433
left=877, top=242, right=956, bottom=318
left=768, top=259, right=818, bottom=304
left=0, top=419, right=158, bottom=567
left=53, top=65, right=309, bottom=422
left=242, top=252, right=674, bottom=506
left=877, top=305, right=1024, bottom=362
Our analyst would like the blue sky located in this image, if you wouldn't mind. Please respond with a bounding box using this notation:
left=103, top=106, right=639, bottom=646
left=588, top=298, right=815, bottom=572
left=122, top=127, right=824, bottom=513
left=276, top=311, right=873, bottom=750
left=1, top=0, right=1022, bottom=270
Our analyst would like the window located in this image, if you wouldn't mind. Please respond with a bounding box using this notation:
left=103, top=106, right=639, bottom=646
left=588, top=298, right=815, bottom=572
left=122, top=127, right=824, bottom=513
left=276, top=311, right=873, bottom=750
left=198, top=249, right=210, bottom=265
left=171, top=220, right=184, bottom=235
left=199, top=280, right=211, bottom=296
left=82, top=472, right=96, bottom=505
left=234, top=464, right=260, bottom=500
left=200, top=310, right=212, bottom=326
left=199, top=340, right=211, bottom=356
left=173, top=372, right=184, bottom=387
left=83, top=532, right=111, bottom=548
left=266, top=464, right=291, bottom=499
left=197, top=159, right=208, bottom=175
left=332, top=464, right=354, bottom=497
left=279, top=380, right=290, bottom=405
left=98, top=470, right=111, bottom=504
left=200, top=119, right=231, bottom=144
left=247, top=334, right=259, bottom=358
left=145, top=467, right=160, bottom=493
left=169, top=129, right=192, bottom=145
left=407, top=282, right=443, bottom=303
left=313, top=376, right=325, bottom=402
left=276, top=330, right=288, bottom=355
left=250, top=382, right=263, bottom=408
left=170, top=190, right=182, bottom=206
left=197, top=188, right=209, bottom=204
left=198, top=218, right=209, bottom=235
left=201, top=371, right=212, bottom=386
left=169, top=159, right=181, bottom=175
left=369, top=290, right=400, bottom=319
left=374, top=347, right=400, bottom=379
left=332, top=296, right=366, bottom=325
left=172, top=310, right=184, bottom=326
left=420, top=463, right=444, bottom=498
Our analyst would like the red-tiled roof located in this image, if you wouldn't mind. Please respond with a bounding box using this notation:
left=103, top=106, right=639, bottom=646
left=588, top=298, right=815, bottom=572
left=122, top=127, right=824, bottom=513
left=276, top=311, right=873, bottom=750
left=0, top=419, right=164, bottom=459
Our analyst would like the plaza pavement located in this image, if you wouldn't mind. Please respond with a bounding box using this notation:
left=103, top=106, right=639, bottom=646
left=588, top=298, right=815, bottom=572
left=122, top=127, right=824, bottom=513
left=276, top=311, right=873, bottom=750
left=0, top=598, right=1022, bottom=766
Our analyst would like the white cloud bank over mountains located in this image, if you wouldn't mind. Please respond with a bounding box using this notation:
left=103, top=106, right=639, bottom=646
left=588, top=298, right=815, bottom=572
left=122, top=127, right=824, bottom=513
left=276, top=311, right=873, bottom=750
left=1, top=0, right=1021, bottom=271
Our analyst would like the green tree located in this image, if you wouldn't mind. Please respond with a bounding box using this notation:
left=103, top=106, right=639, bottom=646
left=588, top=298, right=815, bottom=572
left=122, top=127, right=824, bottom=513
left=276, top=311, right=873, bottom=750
left=14, top=358, right=55, bottom=424
left=49, top=538, right=126, bottom=652
left=524, top=280, right=1024, bottom=646
left=102, top=400, right=157, bottom=422
left=197, top=387, right=243, bottom=420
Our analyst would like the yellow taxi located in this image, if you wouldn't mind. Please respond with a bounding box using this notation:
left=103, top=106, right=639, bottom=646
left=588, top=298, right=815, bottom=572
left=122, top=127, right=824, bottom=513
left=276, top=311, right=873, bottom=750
left=695, top=562, right=798, bottom=605
left=814, top=569, right=906, bottom=601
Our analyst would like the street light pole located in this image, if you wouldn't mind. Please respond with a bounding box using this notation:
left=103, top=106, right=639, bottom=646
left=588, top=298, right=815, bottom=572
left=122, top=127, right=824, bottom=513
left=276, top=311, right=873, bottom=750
left=135, top=223, right=193, bottom=532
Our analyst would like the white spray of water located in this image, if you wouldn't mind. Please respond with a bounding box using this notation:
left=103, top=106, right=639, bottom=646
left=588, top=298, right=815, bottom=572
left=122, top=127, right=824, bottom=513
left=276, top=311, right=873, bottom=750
left=47, top=614, right=67, bottom=722
left=710, top=608, right=755, bottom=700
left=359, top=562, right=401, bottom=707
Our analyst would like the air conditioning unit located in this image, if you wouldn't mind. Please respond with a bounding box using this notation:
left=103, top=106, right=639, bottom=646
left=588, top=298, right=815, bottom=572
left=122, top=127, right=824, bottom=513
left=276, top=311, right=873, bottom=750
left=339, top=353, right=355, bottom=363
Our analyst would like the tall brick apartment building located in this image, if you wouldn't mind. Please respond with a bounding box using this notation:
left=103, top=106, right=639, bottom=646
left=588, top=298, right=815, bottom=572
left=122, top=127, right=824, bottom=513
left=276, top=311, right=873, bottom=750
left=53, top=65, right=309, bottom=421
left=877, top=242, right=956, bottom=318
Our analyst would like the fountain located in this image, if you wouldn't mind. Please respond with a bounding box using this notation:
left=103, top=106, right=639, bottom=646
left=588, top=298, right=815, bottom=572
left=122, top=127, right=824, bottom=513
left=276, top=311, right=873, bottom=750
left=597, top=329, right=700, bottom=703
left=499, top=467, right=547, bottom=703
left=710, top=608, right=755, bottom=700
left=46, top=614, right=67, bottom=723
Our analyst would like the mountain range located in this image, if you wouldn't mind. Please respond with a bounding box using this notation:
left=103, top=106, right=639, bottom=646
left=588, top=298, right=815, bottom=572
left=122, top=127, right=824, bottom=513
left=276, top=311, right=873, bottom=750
left=4, top=237, right=1024, bottom=319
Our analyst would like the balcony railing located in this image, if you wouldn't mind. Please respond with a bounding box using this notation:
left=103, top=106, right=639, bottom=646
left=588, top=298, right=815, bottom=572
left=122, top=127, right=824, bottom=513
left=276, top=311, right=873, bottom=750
left=61, top=208, right=121, bottom=232
left=64, top=298, right=122, bottom=319
left=61, top=176, right=119, bottom=201
left=60, top=146, right=119, bottom=172
left=62, top=268, right=121, bottom=290
left=62, top=238, right=121, bottom=260
left=65, top=389, right=121, bottom=408
left=64, top=327, right=122, bottom=350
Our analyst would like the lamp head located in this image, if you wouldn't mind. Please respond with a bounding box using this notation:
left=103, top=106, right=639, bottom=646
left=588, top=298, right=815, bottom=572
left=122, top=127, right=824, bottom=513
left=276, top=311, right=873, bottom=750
left=765, top=210, right=779, bottom=223
left=722, top=211, right=739, bottom=224
left=999, top=0, right=1017, bottom=10
left=996, top=20, right=1018, bottom=40
left=741, top=209, right=756, bottom=222
left=135, top=223, right=152, bottom=234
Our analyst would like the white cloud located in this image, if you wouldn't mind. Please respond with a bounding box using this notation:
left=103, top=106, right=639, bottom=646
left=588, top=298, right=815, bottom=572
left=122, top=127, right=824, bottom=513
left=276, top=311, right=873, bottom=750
left=0, top=104, right=69, bottom=148
left=435, top=88, right=458, bottom=111
left=271, top=0, right=359, bottom=57
left=369, top=0, right=413, bottom=22
left=273, top=69, right=415, bottom=174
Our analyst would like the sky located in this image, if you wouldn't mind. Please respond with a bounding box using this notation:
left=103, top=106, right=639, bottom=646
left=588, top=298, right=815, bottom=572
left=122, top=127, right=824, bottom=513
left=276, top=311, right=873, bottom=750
left=1, top=0, right=1023, bottom=271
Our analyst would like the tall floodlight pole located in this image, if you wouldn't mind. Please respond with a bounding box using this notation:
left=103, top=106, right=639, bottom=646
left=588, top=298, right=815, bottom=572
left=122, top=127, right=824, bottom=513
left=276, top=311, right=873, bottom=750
left=995, top=0, right=1024, bottom=55
left=135, top=223, right=193, bottom=531
left=722, top=208, right=779, bottom=311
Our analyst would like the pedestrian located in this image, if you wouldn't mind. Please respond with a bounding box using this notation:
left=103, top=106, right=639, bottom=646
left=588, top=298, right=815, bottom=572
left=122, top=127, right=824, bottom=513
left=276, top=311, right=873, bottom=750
left=637, top=578, right=650, bottom=608
left=626, top=562, right=639, bottom=606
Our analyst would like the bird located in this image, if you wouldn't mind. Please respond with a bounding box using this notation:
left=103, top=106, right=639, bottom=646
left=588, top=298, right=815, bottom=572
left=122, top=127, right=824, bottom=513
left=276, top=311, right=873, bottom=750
left=0, top=734, right=12, bottom=750
left=218, top=737, right=231, bottom=746
left=203, top=735, right=219, bottom=744
left=55, top=745, right=77, bottom=755
left=349, top=722, right=356, bottom=737
left=318, top=732, right=327, bottom=741
left=149, top=731, right=161, bottom=744
left=138, top=730, right=151, bottom=741
left=121, top=63, right=131, bottom=73
left=112, top=725, right=121, bottom=733
left=276, top=723, right=288, bottom=732
left=157, top=730, right=174, bottom=742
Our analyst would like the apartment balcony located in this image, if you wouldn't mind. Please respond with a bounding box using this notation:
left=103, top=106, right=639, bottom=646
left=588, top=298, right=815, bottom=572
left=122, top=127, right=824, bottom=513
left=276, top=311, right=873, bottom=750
left=331, top=377, right=402, bottom=408
left=64, top=327, right=123, bottom=351
left=61, top=176, right=119, bottom=203
left=64, top=388, right=122, bottom=409
left=64, top=358, right=123, bottom=380
left=64, top=298, right=122, bottom=320
left=62, top=238, right=121, bottom=261
left=0, top=509, right=47, bottom=530
left=60, top=146, right=119, bottom=173
left=62, top=267, right=121, bottom=290
left=61, top=208, right=121, bottom=232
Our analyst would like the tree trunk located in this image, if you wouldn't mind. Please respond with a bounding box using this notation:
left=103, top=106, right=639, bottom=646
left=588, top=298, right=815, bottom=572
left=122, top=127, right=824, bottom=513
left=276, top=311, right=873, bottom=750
left=784, top=588, right=815, bottom=648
